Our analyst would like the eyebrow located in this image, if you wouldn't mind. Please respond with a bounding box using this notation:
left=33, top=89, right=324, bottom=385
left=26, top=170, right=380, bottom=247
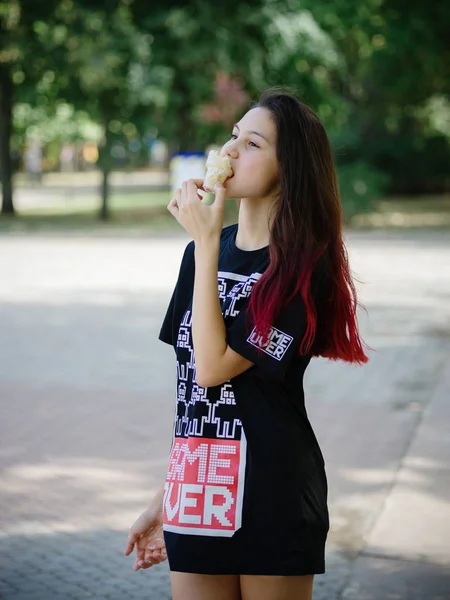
left=233, top=123, right=269, bottom=143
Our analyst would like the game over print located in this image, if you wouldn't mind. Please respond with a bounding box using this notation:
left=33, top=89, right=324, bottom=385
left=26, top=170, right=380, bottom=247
left=164, top=435, right=246, bottom=536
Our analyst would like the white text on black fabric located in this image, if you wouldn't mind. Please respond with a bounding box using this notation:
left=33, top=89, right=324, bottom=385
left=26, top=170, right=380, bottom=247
left=247, top=326, right=293, bottom=361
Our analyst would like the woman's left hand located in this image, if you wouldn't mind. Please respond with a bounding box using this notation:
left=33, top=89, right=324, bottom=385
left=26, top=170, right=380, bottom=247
left=167, top=179, right=226, bottom=244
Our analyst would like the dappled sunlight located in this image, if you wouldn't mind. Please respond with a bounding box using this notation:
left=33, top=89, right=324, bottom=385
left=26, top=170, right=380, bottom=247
left=0, top=236, right=189, bottom=304
left=337, top=457, right=446, bottom=492
left=362, top=334, right=423, bottom=348
left=4, top=462, right=145, bottom=483
left=1, top=232, right=449, bottom=598
left=404, top=456, right=444, bottom=469
left=339, top=467, right=416, bottom=486
left=0, top=509, right=155, bottom=537
left=367, top=488, right=450, bottom=566
left=328, top=458, right=450, bottom=558
left=0, top=289, right=170, bottom=306
left=1, top=459, right=159, bottom=534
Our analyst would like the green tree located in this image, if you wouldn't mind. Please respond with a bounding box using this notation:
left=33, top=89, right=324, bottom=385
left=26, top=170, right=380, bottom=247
left=129, top=0, right=269, bottom=152
left=32, top=0, right=157, bottom=219
left=1, top=0, right=161, bottom=219
left=0, top=0, right=60, bottom=215
left=298, top=0, right=450, bottom=193
left=3, top=0, right=448, bottom=222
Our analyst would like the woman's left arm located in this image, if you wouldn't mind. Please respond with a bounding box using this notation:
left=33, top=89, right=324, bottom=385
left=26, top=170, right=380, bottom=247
left=168, top=180, right=253, bottom=388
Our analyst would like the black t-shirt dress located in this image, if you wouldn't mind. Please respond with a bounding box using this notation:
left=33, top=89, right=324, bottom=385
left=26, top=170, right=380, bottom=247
left=158, top=223, right=329, bottom=575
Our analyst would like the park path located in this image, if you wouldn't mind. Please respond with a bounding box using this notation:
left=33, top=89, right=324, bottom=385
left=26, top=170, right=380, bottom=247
left=0, top=228, right=449, bottom=599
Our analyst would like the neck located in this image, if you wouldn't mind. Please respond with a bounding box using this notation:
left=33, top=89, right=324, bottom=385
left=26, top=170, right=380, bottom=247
left=235, top=196, right=275, bottom=251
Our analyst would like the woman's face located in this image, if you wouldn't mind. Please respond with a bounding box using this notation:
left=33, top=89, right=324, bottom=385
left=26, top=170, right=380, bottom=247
left=221, top=107, right=279, bottom=200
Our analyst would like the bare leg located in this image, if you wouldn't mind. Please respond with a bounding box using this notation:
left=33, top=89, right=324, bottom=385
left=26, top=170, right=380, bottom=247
left=240, top=574, right=314, bottom=600
left=171, top=572, right=241, bottom=600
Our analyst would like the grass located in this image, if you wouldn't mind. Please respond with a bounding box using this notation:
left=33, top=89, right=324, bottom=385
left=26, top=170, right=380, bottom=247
left=1, top=190, right=450, bottom=234
left=0, top=190, right=170, bottom=233
left=0, top=189, right=240, bottom=234
left=16, top=190, right=171, bottom=216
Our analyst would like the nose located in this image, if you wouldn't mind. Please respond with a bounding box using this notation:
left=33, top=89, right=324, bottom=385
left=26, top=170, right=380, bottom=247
left=221, top=143, right=238, bottom=160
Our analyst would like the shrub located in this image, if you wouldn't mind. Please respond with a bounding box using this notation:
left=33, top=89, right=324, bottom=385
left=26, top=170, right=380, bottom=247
left=337, top=161, right=390, bottom=223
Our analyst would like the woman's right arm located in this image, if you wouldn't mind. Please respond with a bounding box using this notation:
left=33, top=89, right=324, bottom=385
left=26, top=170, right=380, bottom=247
left=124, top=484, right=167, bottom=569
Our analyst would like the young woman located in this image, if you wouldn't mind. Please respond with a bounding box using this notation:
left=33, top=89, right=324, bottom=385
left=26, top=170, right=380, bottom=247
left=124, top=88, right=368, bottom=600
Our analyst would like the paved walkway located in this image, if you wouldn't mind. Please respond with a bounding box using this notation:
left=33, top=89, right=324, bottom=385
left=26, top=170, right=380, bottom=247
left=0, top=229, right=449, bottom=599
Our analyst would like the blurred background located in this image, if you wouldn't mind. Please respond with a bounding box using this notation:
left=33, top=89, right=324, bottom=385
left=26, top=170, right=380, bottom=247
left=1, top=1, right=450, bottom=600
left=1, top=0, right=449, bottom=227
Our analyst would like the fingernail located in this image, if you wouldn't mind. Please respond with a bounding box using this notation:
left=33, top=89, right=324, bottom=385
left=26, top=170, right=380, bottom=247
left=214, top=182, right=223, bottom=190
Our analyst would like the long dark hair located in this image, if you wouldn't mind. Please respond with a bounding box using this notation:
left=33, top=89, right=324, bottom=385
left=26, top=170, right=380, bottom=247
left=249, top=88, right=368, bottom=364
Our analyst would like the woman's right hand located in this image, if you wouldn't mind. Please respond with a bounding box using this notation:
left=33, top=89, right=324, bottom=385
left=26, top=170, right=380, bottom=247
left=124, top=507, right=167, bottom=571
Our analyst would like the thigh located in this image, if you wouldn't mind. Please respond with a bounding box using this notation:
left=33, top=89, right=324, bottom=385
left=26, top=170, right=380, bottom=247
left=240, top=574, right=314, bottom=600
left=171, top=572, right=241, bottom=600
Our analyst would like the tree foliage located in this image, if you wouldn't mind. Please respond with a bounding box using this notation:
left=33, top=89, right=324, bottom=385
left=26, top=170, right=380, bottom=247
left=1, top=0, right=449, bottom=219
left=1, top=0, right=61, bottom=214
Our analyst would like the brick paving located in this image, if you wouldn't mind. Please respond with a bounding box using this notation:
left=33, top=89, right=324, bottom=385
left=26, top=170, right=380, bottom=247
left=0, top=228, right=449, bottom=599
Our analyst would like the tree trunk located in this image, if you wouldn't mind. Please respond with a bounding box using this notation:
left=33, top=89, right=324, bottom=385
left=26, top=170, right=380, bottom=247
left=100, top=167, right=110, bottom=220
left=0, top=64, right=14, bottom=216
left=98, top=122, right=113, bottom=221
